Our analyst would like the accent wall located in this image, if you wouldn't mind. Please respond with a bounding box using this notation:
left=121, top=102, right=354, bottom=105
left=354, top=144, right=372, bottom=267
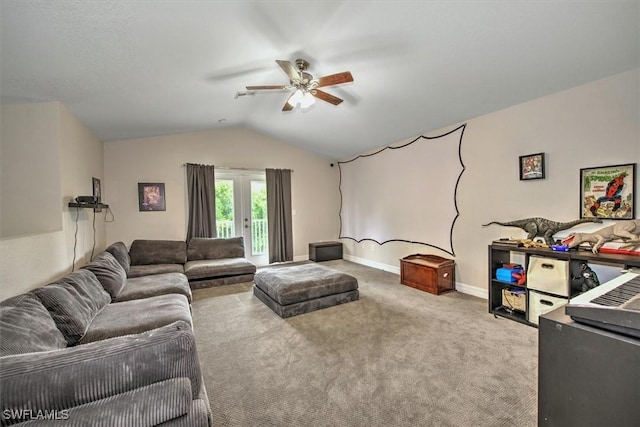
left=342, top=69, right=639, bottom=298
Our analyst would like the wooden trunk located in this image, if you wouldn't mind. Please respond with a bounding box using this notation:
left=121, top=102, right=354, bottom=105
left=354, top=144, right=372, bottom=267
left=400, top=254, right=455, bottom=295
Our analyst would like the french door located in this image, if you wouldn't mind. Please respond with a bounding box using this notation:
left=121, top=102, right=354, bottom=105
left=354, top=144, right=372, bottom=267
left=215, top=171, right=268, bottom=266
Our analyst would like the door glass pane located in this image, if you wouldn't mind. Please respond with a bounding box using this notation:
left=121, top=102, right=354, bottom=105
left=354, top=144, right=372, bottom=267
left=251, top=181, right=267, bottom=255
left=215, top=179, right=235, bottom=238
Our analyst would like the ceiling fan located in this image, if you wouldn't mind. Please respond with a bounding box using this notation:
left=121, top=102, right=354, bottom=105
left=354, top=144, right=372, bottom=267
left=244, top=59, right=354, bottom=111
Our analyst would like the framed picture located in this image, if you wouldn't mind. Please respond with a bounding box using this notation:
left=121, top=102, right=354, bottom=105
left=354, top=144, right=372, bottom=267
left=138, top=183, right=166, bottom=211
left=519, top=153, right=545, bottom=180
left=580, top=163, right=636, bottom=219
left=92, top=177, right=101, bottom=202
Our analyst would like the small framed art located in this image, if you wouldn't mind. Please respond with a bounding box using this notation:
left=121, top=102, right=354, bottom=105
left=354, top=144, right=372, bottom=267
left=580, top=163, right=635, bottom=219
left=138, top=182, right=166, bottom=211
left=519, top=153, right=545, bottom=181
left=92, top=177, right=101, bottom=202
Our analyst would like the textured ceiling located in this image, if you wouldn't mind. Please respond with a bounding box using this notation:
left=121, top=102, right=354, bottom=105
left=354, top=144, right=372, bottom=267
left=1, top=1, right=638, bottom=159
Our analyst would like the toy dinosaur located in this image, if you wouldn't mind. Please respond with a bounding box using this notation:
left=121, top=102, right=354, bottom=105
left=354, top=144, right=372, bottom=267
left=483, top=217, right=602, bottom=247
left=562, top=219, right=640, bottom=254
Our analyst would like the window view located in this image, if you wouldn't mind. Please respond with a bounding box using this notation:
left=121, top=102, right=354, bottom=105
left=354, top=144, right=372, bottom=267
left=215, top=177, right=268, bottom=258
left=251, top=181, right=267, bottom=255
left=215, top=179, right=234, bottom=237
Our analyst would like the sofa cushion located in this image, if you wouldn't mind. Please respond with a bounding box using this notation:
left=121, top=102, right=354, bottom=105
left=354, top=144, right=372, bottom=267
left=115, top=273, right=192, bottom=303
left=128, top=263, right=185, bottom=278
left=0, top=294, right=67, bottom=356
left=129, top=240, right=187, bottom=265
left=81, top=251, right=127, bottom=300
left=60, top=378, right=193, bottom=426
left=187, top=237, right=245, bottom=261
left=104, top=241, right=131, bottom=274
left=184, top=258, right=257, bottom=281
left=80, top=294, right=192, bottom=344
left=33, top=270, right=111, bottom=345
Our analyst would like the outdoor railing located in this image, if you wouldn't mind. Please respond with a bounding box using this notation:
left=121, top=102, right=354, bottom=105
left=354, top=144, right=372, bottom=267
left=216, top=219, right=267, bottom=255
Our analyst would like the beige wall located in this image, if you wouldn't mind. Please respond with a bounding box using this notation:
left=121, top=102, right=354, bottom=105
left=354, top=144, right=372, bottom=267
left=103, top=126, right=340, bottom=260
left=1, top=102, right=63, bottom=237
left=0, top=103, right=105, bottom=300
left=343, top=69, right=640, bottom=297
left=2, top=69, right=636, bottom=301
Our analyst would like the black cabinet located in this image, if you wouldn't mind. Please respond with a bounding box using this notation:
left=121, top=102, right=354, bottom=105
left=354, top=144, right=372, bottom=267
left=488, top=243, right=640, bottom=328
left=539, top=307, right=640, bottom=426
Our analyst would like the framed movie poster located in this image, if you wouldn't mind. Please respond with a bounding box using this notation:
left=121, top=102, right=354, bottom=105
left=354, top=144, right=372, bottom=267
left=580, top=163, right=636, bottom=219
left=138, top=183, right=166, bottom=211
left=519, top=153, right=545, bottom=180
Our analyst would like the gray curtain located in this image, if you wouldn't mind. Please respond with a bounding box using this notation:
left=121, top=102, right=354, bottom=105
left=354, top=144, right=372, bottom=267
left=186, top=163, right=216, bottom=241
left=266, top=168, right=293, bottom=263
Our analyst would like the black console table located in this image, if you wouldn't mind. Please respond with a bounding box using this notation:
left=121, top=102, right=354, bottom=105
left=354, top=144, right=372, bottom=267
left=538, top=306, right=640, bottom=426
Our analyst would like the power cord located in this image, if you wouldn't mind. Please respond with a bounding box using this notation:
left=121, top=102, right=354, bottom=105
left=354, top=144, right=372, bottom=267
left=72, top=206, right=80, bottom=272
left=90, top=208, right=96, bottom=261
left=104, top=207, right=114, bottom=223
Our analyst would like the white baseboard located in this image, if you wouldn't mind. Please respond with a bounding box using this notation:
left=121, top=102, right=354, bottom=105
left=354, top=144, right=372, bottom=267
left=344, top=254, right=488, bottom=300
left=344, top=254, right=401, bottom=275
left=454, top=281, right=488, bottom=299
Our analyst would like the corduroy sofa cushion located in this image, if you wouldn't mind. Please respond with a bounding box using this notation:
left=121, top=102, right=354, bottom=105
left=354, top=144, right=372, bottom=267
left=33, top=270, right=111, bottom=345
left=187, top=237, right=245, bottom=261
left=0, top=294, right=67, bottom=356
left=128, top=263, right=185, bottom=278
left=184, top=258, right=256, bottom=281
left=129, top=240, right=187, bottom=265
left=80, top=294, right=192, bottom=344
left=116, top=273, right=192, bottom=303
left=104, top=241, right=131, bottom=274
left=81, top=251, right=127, bottom=300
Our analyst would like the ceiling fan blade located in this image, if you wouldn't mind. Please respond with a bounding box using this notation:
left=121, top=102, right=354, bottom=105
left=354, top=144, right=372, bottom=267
left=245, top=85, right=288, bottom=90
left=282, top=93, right=295, bottom=112
left=315, top=71, right=353, bottom=88
left=276, top=60, right=301, bottom=82
left=311, top=89, right=344, bottom=105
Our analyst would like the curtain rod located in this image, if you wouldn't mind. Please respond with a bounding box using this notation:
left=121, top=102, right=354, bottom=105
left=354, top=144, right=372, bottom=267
left=182, top=164, right=293, bottom=172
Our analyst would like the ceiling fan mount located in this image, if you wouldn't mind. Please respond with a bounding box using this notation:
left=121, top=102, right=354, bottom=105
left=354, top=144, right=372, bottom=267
left=244, top=58, right=354, bottom=111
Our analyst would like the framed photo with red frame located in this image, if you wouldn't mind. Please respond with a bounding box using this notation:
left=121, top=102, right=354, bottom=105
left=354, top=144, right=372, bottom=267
left=580, top=163, right=636, bottom=219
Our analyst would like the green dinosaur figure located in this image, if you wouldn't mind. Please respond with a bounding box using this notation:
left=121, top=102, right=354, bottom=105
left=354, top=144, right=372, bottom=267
left=483, top=217, right=602, bottom=246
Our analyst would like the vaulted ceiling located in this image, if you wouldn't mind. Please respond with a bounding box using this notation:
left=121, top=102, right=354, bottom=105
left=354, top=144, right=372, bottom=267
left=1, top=1, right=638, bottom=159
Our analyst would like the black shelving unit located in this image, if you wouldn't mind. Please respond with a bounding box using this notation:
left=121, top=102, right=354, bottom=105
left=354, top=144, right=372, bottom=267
left=488, top=242, right=640, bottom=327
left=68, top=202, right=109, bottom=212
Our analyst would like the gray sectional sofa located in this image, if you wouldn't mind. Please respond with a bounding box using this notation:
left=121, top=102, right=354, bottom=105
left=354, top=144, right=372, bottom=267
left=115, top=237, right=257, bottom=289
left=0, top=237, right=253, bottom=426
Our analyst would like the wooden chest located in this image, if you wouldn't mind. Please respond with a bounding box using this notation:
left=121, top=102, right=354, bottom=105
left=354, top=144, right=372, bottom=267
left=400, top=254, right=455, bottom=295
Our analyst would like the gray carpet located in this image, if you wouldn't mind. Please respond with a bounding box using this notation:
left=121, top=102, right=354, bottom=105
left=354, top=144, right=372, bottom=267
left=192, top=260, right=537, bottom=427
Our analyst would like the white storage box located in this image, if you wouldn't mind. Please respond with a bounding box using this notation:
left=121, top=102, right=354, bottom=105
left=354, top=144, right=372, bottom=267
left=528, top=290, right=567, bottom=325
left=526, top=256, right=570, bottom=297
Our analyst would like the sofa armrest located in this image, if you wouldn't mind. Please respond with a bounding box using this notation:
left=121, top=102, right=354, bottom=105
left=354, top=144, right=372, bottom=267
left=0, top=321, right=201, bottom=424
left=6, top=378, right=193, bottom=426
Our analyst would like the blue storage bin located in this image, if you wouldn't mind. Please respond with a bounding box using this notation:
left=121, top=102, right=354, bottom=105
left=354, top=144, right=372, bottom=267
left=496, top=267, right=522, bottom=283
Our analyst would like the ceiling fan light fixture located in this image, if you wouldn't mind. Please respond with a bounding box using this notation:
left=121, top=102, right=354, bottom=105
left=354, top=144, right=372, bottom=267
left=300, top=91, right=315, bottom=109
left=289, top=89, right=304, bottom=107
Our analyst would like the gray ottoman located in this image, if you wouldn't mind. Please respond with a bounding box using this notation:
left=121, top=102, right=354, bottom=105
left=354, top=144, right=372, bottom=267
left=253, top=263, right=359, bottom=318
